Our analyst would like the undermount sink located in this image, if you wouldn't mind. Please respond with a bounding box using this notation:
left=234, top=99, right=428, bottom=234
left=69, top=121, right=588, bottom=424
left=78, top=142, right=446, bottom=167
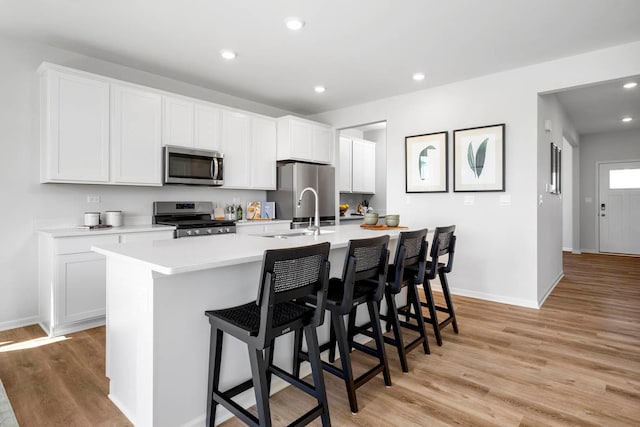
left=256, top=229, right=336, bottom=239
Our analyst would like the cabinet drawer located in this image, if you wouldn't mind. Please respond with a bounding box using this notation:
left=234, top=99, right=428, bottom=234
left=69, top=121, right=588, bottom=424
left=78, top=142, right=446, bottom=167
left=55, top=235, right=119, bottom=255
left=120, top=231, right=175, bottom=243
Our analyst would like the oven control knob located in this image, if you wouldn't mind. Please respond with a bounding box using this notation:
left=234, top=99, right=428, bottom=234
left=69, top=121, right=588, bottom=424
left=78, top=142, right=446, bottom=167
left=224, top=227, right=230, bottom=233
left=217, top=228, right=224, bottom=233
left=186, top=230, right=193, bottom=236
left=207, top=229, right=213, bottom=234
left=194, top=229, right=200, bottom=235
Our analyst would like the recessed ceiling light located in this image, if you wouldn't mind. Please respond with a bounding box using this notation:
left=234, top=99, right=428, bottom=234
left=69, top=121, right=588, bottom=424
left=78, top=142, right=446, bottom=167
left=314, top=85, right=326, bottom=93
left=285, top=17, right=305, bottom=31
left=220, top=50, right=236, bottom=60
left=412, top=73, right=425, bottom=81
left=622, top=117, right=633, bottom=122
left=623, top=82, right=637, bottom=89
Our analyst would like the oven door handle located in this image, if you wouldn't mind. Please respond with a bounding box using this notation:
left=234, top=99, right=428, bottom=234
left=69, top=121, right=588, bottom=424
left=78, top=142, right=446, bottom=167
left=212, top=158, right=218, bottom=180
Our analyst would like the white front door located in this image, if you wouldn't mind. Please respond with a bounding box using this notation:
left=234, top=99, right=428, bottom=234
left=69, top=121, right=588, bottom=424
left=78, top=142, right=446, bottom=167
left=598, top=161, right=640, bottom=255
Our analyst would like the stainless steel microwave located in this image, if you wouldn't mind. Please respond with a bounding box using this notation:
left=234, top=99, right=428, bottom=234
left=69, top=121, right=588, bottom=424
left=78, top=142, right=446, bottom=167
left=164, top=146, right=224, bottom=186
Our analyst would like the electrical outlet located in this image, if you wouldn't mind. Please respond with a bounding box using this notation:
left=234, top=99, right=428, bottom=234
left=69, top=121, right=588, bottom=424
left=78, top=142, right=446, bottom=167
left=87, top=196, right=101, bottom=203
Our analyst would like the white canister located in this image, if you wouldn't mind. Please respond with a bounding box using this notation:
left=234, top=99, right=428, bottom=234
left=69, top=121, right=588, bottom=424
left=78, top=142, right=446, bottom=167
left=104, top=210, right=123, bottom=227
left=84, top=212, right=100, bottom=226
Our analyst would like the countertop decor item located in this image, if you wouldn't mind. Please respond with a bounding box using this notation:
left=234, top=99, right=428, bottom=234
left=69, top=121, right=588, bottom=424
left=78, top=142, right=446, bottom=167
left=246, top=201, right=261, bottom=219
left=104, top=210, right=123, bottom=227
left=406, top=131, right=449, bottom=193
left=360, top=224, right=408, bottom=230
left=453, top=123, right=505, bottom=192
left=385, top=214, right=400, bottom=227
left=363, top=212, right=378, bottom=225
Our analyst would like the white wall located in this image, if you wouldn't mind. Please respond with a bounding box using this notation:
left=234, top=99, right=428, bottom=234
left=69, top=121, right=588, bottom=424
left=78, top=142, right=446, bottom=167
left=579, top=127, right=640, bottom=252
left=0, top=35, right=292, bottom=330
left=312, top=41, right=640, bottom=308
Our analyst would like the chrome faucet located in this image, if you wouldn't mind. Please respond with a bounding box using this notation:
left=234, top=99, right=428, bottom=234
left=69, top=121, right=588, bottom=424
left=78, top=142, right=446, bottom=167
left=297, top=187, right=320, bottom=235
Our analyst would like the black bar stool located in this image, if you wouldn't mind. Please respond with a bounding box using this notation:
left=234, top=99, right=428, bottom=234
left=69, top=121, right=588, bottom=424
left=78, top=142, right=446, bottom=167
left=356, top=229, right=431, bottom=373
left=205, top=242, right=331, bottom=427
left=406, top=225, right=458, bottom=346
left=294, top=235, right=391, bottom=414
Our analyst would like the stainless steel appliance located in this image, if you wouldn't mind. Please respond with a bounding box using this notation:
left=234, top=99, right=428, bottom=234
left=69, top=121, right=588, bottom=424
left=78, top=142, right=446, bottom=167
left=153, top=201, right=235, bottom=238
left=164, top=146, right=224, bottom=186
left=267, top=163, right=335, bottom=228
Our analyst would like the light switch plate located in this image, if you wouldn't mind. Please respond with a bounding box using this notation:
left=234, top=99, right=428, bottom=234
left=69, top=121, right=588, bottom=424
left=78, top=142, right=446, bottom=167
left=464, top=196, right=475, bottom=206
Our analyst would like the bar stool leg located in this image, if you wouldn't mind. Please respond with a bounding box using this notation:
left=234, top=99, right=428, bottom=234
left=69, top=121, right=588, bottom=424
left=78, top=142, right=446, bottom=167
left=248, top=346, right=272, bottom=427
left=332, top=312, right=358, bottom=413
left=439, top=270, right=459, bottom=334
left=265, top=338, right=276, bottom=392
left=367, top=300, right=392, bottom=387
left=408, top=282, right=430, bottom=355
left=422, top=279, right=443, bottom=346
left=384, top=290, right=409, bottom=373
left=292, top=329, right=303, bottom=378
left=206, top=327, right=223, bottom=427
left=304, top=325, right=331, bottom=426
left=347, top=306, right=358, bottom=353
left=328, top=319, right=337, bottom=363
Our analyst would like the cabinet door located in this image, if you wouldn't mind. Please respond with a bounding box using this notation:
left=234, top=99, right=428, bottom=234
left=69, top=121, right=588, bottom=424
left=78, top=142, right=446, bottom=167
left=313, top=125, right=334, bottom=164
left=221, top=110, right=251, bottom=188
left=250, top=117, right=277, bottom=189
left=339, top=137, right=352, bottom=192
left=111, top=85, right=163, bottom=185
left=163, top=96, right=194, bottom=147
left=290, top=120, right=314, bottom=160
left=56, top=252, right=106, bottom=325
left=43, top=70, right=110, bottom=182
left=194, top=102, right=221, bottom=151
left=352, top=139, right=376, bottom=194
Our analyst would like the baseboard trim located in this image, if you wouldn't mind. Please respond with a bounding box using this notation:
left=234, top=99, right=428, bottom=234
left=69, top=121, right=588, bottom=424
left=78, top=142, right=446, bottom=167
left=538, top=272, right=563, bottom=308
left=418, top=284, right=539, bottom=309
left=0, top=316, right=39, bottom=333
left=580, top=249, right=598, bottom=254
left=562, top=247, right=573, bottom=252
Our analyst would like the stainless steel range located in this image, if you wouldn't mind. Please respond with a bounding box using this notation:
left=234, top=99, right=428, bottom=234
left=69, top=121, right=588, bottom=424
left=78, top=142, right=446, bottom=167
left=153, top=201, right=236, bottom=238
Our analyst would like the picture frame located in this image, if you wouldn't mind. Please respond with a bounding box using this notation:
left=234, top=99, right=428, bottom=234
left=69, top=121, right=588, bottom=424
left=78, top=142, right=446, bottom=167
left=405, top=131, right=448, bottom=193
left=453, top=123, right=505, bottom=192
left=550, top=142, right=562, bottom=194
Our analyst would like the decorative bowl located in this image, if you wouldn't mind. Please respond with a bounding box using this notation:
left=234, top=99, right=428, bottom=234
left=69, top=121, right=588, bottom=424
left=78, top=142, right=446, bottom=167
left=385, top=214, right=400, bottom=227
left=363, top=212, right=379, bottom=225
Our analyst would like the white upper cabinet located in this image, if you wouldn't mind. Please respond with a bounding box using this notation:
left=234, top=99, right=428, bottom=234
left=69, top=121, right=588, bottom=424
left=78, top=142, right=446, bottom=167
left=110, top=84, right=163, bottom=185
left=221, top=110, right=252, bottom=188
left=339, top=137, right=353, bottom=192
left=194, top=102, right=221, bottom=151
left=277, top=116, right=334, bottom=164
left=163, top=96, right=222, bottom=151
left=163, top=96, right=194, bottom=147
left=40, top=68, right=110, bottom=183
left=341, top=136, right=376, bottom=194
left=250, top=116, right=277, bottom=190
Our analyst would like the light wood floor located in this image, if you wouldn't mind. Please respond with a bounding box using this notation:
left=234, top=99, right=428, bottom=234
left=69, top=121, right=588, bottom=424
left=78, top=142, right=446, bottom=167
left=1, top=253, right=639, bottom=426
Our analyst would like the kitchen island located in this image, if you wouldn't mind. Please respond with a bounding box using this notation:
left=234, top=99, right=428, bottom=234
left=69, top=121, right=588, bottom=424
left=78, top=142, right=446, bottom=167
left=92, top=223, right=412, bottom=427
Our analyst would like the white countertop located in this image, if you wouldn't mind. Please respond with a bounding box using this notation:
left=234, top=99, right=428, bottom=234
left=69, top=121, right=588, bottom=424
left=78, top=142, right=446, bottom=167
left=92, top=223, right=411, bottom=276
left=38, top=224, right=176, bottom=238
left=235, top=219, right=291, bottom=226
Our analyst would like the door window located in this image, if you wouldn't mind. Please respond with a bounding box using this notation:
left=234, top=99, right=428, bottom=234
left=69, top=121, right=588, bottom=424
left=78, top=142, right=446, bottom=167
left=610, top=168, right=640, bottom=189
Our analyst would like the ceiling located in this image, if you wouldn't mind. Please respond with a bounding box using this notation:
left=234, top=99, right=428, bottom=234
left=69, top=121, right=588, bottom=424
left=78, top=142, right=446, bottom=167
left=1, top=0, right=640, bottom=123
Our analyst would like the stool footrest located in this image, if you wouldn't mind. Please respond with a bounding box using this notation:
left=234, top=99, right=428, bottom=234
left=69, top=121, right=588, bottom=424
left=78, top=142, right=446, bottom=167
left=270, top=365, right=316, bottom=397
left=212, top=390, right=259, bottom=426
left=223, top=378, right=254, bottom=399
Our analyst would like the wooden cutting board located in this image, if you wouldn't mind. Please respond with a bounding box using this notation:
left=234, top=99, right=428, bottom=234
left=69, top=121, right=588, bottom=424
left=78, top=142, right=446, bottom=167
left=360, top=224, right=408, bottom=230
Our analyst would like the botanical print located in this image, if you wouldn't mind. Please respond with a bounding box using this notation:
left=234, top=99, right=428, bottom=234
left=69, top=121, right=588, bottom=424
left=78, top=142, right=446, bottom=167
left=460, top=133, right=496, bottom=185
left=406, top=131, right=448, bottom=193
left=453, top=124, right=505, bottom=192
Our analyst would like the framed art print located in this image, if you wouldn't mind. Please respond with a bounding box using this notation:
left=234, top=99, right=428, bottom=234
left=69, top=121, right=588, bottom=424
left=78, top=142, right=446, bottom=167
left=405, top=131, right=448, bottom=193
left=453, top=124, right=505, bottom=192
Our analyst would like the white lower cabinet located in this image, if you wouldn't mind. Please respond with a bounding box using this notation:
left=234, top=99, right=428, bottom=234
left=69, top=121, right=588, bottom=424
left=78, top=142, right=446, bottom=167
left=39, top=228, right=174, bottom=336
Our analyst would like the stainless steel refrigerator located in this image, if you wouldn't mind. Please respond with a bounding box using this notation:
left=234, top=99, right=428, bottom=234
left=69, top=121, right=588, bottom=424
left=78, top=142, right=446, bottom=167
left=267, top=163, right=335, bottom=228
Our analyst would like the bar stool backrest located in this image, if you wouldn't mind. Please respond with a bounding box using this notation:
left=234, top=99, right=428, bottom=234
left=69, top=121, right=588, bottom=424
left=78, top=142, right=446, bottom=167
left=256, top=242, right=331, bottom=344
left=426, top=225, right=456, bottom=279
left=339, top=235, right=390, bottom=307
left=389, top=228, right=428, bottom=293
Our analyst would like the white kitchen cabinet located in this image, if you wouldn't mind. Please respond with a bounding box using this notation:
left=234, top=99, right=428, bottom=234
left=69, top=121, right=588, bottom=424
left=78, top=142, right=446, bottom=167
left=339, top=137, right=353, bottom=192
left=110, top=84, right=163, bottom=185
left=163, top=96, right=222, bottom=151
left=221, top=110, right=252, bottom=188
left=340, top=137, right=376, bottom=194
left=277, top=116, right=334, bottom=164
left=40, top=67, right=110, bottom=183
left=163, top=96, right=194, bottom=147
left=194, top=102, right=221, bottom=151
left=38, top=227, right=174, bottom=337
left=250, top=116, right=277, bottom=189
left=236, top=221, right=291, bottom=235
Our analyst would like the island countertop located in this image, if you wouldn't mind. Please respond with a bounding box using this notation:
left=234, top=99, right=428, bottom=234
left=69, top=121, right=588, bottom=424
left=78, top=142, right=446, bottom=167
left=92, top=223, right=412, bottom=275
